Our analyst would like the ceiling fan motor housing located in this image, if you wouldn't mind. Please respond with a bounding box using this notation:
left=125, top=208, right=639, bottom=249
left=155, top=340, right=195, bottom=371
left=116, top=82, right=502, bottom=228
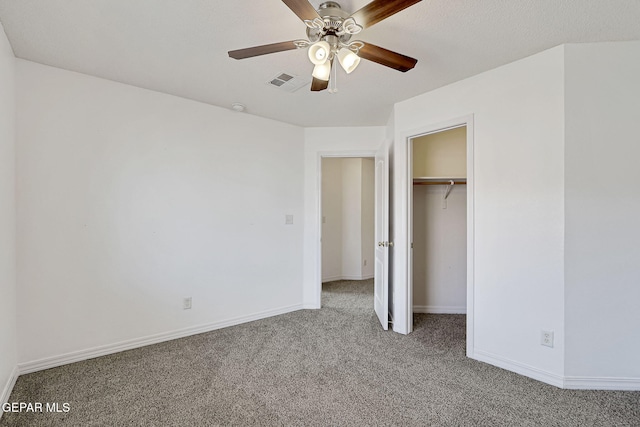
left=318, top=1, right=349, bottom=18
left=306, top=2, right=353, bottom=44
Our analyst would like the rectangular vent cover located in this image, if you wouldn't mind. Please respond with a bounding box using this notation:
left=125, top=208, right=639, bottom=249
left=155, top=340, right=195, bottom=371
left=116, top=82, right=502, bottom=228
left=267, top=72, right=309, bottom=92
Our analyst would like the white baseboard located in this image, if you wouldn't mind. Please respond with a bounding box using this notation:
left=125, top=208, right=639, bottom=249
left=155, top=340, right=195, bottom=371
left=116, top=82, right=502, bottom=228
left=18, top=304, right=303, bottom=375
left=322, top=275, right=374, bottom=283
left=563, top=376, right=640, bottom=391
left=1, top=365, right=19, bottom=417
left=474, top=349, right=640, bottom=390
left=413, top=305, right=467, bottom=314
left=473, top=349, right=565, bottom=389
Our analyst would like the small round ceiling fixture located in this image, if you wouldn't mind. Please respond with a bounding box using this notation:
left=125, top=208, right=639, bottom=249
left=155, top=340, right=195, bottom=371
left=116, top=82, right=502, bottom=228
left=231, top=103, right=246, bottom=112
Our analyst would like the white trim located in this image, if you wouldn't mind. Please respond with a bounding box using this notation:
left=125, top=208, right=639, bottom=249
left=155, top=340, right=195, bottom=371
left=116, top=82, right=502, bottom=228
left=474, top=350, right=640, bottom=390
left=413, top=305, right=467, bottom=314
left=563, top=376, right=640, bottom=391
left=322, top=275, right=344, bottom=283
left=18, top=304, right=303, bottom=375
left=1, top=366, right=19, bottom=414
left=322, top=274, right=374, bottom=283
left=465, top=117, right=475, bottom=358
left=473, top=349, right=564, bottom=389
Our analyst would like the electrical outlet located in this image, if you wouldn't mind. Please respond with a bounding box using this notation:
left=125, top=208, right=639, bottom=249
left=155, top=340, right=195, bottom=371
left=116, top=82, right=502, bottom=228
left=285, top=214, right=294, bottom=225
left=363, top=259, right=367, bottom=266
left=541, top=330, right=554, bottom=348
left=183, top=297, right=192, bottom=310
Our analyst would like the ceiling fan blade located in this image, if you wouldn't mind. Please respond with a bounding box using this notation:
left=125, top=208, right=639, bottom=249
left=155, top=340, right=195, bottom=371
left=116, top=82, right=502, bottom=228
left=357, top=42, right=417, bottom=72
left=310, top=77, right=329, bottom=91
left=350, top=0, right=422, bottom=29
left=282, top=0, right=321, bottom=22
left=228, top=41, right=299, bottom=60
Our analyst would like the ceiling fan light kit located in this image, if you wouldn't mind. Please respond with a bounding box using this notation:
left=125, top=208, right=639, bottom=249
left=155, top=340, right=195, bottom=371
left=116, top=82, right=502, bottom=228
left=308, top=40, right=331, bottom=64
left=312, top=61, right=332, bottom=81
left=337, top=47, right=360, bottom=74
left=228, top=0, right=422, bottom=92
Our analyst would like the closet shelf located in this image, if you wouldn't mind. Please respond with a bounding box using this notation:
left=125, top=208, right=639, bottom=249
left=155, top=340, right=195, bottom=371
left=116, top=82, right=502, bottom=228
left=413, top=177, right=466, bottom=200
left=413, top=177, right=467, bottom=186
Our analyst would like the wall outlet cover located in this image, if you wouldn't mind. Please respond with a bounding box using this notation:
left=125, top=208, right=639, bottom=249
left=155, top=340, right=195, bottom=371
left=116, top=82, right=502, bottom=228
left=541, top=330, right=554, bottom=348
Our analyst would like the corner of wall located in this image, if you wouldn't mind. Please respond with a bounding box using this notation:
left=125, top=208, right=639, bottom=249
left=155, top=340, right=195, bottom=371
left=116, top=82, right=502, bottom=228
left=563, top=40, right=640, bottom=385
left=0, top=20, right=18, bottom=411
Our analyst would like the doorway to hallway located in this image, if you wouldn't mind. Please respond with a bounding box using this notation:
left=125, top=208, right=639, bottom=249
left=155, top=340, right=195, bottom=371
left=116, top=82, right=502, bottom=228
left=320, top=157, right=375, bottom=309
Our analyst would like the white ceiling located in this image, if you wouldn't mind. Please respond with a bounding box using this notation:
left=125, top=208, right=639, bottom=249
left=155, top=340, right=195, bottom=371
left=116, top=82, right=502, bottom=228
left=1, top=0, right=639, bottom=127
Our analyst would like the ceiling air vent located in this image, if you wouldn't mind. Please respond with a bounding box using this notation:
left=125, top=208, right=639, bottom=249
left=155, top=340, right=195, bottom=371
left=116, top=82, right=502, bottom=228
left=267, top=73, right=310, bottom=93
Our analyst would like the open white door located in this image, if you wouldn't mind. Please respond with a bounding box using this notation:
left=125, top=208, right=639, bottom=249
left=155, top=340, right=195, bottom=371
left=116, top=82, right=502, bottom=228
left=374, top=143, right=390, bottom=330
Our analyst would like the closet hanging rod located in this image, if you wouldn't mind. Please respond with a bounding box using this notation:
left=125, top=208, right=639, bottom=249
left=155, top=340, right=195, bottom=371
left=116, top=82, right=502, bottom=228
left=413, top=181, right=467, bottom=186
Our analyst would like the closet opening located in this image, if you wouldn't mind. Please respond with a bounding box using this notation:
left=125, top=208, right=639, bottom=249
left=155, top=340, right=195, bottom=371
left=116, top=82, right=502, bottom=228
left=320, top=157, right=375, bottom=309
left=408, top=122, right=473, bottom=349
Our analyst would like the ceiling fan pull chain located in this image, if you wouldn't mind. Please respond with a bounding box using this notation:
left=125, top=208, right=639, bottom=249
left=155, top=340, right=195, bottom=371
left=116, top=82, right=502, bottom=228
left=329, top=59, right=338, bottom=94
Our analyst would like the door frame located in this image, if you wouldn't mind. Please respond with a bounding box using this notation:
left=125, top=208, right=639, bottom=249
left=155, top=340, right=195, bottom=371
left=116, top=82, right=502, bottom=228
left=402, top=115, right=475, bottom=356
left=313, top=150, right=377, bottom=308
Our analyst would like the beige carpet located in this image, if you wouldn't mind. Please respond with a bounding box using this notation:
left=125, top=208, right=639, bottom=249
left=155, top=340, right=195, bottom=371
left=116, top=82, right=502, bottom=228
left=2, top=279, right=639, bottom=426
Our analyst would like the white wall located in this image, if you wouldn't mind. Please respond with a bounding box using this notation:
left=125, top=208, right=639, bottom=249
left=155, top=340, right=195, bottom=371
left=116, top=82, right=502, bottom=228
left=303, top=127, right=385, bottom=308
left=0, top=23, right=17, bottom=406
left=341, top=158, right=364, bottom=279
left=413, top=127, right=467, bottom=178
left=394, top=46, right=566, bottom=382
left=412, top=185, right=466, bottom=313
left=15, top=60, right=305, bottom=366
left=321, top=158, right=343, bottom=281
left=360, top=158, right=374, bottom=279
left=564, top=41, right=640, bottom=381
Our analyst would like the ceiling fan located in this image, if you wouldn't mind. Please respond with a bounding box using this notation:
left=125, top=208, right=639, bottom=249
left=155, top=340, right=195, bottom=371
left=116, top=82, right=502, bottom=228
left=228, top=0, right=422, bottom=92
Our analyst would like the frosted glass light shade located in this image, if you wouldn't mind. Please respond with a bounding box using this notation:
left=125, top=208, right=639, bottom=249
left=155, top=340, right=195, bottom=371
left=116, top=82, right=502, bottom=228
left=308, top=41, right=331, bottom=65
left=312, top=62, right=331, bottom=81
left=337, top=48, right=360, bottom=74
